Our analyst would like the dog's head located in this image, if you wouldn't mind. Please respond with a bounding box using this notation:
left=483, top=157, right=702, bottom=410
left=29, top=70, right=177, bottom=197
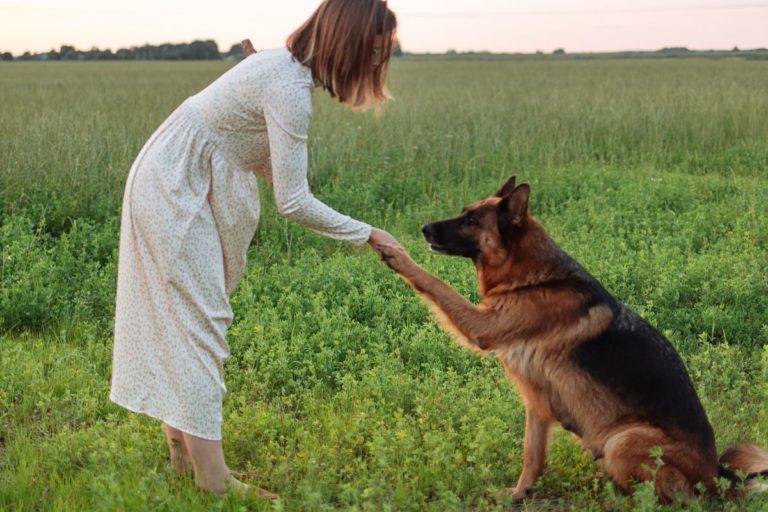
left=421, top=176, right=532, bottom=264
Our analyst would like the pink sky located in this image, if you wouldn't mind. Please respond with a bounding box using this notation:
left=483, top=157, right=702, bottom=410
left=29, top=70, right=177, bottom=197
left=1, top=0, right=767, bottom=55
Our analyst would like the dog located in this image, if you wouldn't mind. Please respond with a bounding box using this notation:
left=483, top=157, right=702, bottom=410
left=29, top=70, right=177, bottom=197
left=378, top=176, right=768, bottom=503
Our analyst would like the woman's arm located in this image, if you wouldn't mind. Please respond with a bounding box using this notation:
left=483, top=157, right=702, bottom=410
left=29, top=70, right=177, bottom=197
left=264, top=85, right=373, bottom=245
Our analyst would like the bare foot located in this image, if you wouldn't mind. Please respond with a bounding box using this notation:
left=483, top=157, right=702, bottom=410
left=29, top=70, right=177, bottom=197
left=226, top=474, right=279, bottom=499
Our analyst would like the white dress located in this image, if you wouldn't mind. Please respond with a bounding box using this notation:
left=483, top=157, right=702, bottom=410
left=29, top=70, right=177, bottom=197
left=110, top=48, right=372, bottom=440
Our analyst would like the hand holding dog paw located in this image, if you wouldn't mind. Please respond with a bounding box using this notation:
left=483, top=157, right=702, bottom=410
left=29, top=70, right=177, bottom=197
left=368, top=228, right=402, bottom=254
left=368, top=228, right=418, bottom=275
left=377, top=243, right=416, bottom=274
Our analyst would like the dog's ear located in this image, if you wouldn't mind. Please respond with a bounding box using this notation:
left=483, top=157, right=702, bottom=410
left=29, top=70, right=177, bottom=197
left=498, top=184, right=530, bottom=232
left=494, top=175, right=517, bottom=197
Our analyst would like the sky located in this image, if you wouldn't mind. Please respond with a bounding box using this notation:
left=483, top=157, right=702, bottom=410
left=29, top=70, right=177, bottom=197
left=1, top=0, right=767, bottom=56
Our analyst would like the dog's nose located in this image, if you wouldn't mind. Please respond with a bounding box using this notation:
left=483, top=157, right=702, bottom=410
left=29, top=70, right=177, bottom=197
left=421, top=224, right=435, bottom=240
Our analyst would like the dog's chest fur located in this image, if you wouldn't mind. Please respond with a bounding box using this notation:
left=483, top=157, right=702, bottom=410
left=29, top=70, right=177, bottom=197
left=495, top=329, right=612, bottom=441
left=497, top=341, right=571, bottom=422
left=499, top=343, right=541, bottom=381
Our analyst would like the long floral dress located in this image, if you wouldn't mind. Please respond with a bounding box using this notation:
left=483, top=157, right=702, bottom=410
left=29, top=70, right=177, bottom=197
left=110, top=48, right=371, bottom=440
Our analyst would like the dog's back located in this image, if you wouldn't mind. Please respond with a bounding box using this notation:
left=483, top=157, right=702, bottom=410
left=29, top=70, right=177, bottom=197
left=572, top=304, right=716, bottom=455
left=538, top=242, right=717, bottom=452
left=549, top=246, right=718, bottom=460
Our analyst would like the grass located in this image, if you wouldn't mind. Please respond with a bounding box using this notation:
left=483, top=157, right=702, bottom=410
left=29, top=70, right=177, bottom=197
left=0, top=57, right=767, bottom=510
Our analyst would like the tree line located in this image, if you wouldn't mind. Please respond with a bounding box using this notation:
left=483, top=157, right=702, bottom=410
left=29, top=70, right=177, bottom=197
left=3, top=41, right=246, bottom=61
left=1, top=39, right=405, bottom=61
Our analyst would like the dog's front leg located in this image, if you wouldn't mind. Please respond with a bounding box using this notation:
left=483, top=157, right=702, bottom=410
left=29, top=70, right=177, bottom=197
left=379, top=245, right=502, bottom=349
left=506, top=407, right=552, bottom=501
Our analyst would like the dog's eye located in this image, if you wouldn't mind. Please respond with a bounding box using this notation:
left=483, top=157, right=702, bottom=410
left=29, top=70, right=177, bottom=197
left=463, top=214, right=479, bottom=226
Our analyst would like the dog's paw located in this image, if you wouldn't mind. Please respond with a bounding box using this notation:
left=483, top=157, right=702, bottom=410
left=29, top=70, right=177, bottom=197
left=498, top=485, right=531, bottom=502
left=377, top=244, right=414, bottom=273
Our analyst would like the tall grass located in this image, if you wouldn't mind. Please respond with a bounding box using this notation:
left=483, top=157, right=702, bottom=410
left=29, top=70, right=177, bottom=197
left=0, top=58, right=767, bottom=510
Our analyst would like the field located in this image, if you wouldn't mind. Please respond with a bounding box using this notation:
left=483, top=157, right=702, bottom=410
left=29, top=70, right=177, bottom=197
left=1, top=57, right=767, bottom=511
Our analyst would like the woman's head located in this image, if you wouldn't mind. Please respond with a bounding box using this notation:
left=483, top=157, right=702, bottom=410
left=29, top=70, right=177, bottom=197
left=287, top=0, right=397, bottom=110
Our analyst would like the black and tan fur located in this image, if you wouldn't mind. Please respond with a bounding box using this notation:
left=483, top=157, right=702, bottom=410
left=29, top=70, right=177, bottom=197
left=378, top=176, right=768, bottom=502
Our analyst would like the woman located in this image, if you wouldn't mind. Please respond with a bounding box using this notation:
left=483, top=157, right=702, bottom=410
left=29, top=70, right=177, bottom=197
left=110, top=0, right=399, bottom=497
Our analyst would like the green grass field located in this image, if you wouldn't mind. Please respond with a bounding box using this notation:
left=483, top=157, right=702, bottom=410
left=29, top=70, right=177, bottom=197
left=1, top=58, right=767, bottom=511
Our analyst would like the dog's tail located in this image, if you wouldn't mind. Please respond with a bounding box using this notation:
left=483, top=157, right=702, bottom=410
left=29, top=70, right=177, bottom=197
left=718, top=443, right=768, bottom=494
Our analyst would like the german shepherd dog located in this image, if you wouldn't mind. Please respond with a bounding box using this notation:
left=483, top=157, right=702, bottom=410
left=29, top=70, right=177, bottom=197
left=378, top=177, right=768, bottom=502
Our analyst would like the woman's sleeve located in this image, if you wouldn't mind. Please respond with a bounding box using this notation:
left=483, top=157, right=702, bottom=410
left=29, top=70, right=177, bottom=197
left=263, top=83, right=372, bottom=245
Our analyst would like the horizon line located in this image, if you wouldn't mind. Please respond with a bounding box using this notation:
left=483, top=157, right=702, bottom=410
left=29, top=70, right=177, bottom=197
left=5, top=45, right=767, bottom=60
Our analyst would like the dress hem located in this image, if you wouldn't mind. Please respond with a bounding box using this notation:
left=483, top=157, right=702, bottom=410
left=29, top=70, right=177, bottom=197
left=109, top=392, right=223, bottom=441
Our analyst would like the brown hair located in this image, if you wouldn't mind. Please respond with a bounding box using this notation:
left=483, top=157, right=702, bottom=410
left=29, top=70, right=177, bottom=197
left=287, top=0, right=397, bottom=110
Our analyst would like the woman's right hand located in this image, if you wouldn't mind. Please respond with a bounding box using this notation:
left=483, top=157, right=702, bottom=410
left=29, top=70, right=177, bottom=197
left=368, top=227, right=403, bottom=257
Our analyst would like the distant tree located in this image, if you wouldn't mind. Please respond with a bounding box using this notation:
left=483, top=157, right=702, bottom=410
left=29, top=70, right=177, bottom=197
left=732, top=46, right=740, bottom=52
left=60, top=45, right=76, bottom=59
left=392, top=38, right=403, bottom=57
left=1, top=51, right=13, bottom=61
left=226, top=43, right=245, bottom=60
left=78, top=46, right=110, bottom=60
left=185, top=40, right=220, bottom=60
left=657, top=47, right=690, bottom=54
left=553, top=48, right=565, bottom=55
